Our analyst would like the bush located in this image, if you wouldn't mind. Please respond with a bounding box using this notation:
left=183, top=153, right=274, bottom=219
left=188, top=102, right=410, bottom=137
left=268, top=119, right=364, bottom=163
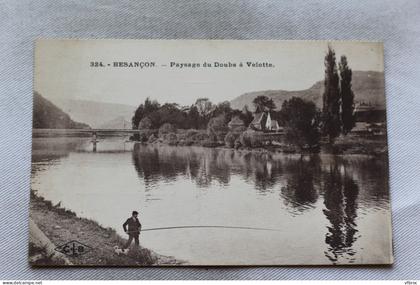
left=181, top=131, right=207, bottom=146
left=136, top=129, right=157, bottom=142
left=233, top=125, right=247, bottom=134
left=238, top=130, right=263, bottom=148
left=164, top=133, right=178, bottom=145
left=159, top=123, right=177, bottom=137
left=192, top=132, right=210, bottom=141
left=138, top=117, right=152, bottom=130
left=239, top=131, right=252, bottom=147
left=234, top=138, right=242, bottom=149
left=186, top=129, right=199, bottom=138
left=250, top=135, right=263, bottom=148
left=224, top=132, right=237, bottom=148
left=201, top=140, right=221, bottom=147
left=280, top=97, right=320, bottom=149
left=208, top=130, right=218, bottom=142
left=207, top=114, right=228, bottom=142
left=139, top=131, right=149, bottom=142
left=184, top=129, right=200, bottom=144
left=148, top=134, right=158, bottom=143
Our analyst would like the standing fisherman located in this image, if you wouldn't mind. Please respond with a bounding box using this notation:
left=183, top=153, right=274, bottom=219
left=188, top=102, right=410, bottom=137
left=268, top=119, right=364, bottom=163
left=122, top=211, right=142, bottom=250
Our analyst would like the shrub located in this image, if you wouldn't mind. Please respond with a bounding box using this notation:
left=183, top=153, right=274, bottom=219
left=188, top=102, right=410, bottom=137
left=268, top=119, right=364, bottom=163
left=165, top=133, right=178, bottom=145
left=208, top=130, right=218, bottom=142
left=201, top=140, right=220, bottom=147
left=224, top=132, right=237, bottom=148
left=148, top=134, right=158, bottom=143
left=186, top=129, right=199, bottom=137
left=193, top=132, right=210, bottom=141
left=159, top=123, right=177, bottom=137
left=239, top=131, right=252, bottom=147
left=250, top=134, right=263, bottom=148
left=238, top=130, right=264, bottom=148
left=138, top=117, right=152, bottom=130
left=139, top=131, right=149, bottom=142
left=234, top=138, right=242, bottom=149
left=184, top=129, right=200, bottom=144
left=233, top=125, right=247, bottom=134
left=136, top=129, right=157, bottom=142
left=207, top=114, right=228, bottom=142
left=280, top=97, right=320, bottom=149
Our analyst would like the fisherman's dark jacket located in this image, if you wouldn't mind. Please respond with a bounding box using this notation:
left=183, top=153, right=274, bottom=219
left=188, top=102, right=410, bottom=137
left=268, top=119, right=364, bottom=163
left=123, top=217, right=142, bottom=234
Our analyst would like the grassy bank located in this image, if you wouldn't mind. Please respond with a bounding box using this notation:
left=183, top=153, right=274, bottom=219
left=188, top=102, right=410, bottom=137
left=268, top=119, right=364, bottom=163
left=29, top=191, right=182, bottom=266
left=326, top=134, right=388, bottom=155
left=133, top=128, right=388, bottom=156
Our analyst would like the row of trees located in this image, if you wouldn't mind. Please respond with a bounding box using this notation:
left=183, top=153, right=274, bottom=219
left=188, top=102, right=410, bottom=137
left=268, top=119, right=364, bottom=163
left=322, top=46, right=356, bottom=142
left=275, top=46, right=356, bottom=148
left=131, top=46, right=355, bottom=150
left=246, top=46, right=356, bottom=148
left=132, top=97, right=254, bottom=132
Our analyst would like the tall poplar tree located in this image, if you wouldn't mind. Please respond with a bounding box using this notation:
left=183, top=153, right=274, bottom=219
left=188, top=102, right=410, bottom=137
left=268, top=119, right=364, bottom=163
left=322, top=46, right=341, bottom=143
left=339, top=56, right=355, bottom=135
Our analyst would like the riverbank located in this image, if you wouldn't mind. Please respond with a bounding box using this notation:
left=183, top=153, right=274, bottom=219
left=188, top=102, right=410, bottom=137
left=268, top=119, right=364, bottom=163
left=133, top=132, right=388, bottom=156
left=29, top=191, right=183, bottom=266
left=131, top=126, right=388, bottom=155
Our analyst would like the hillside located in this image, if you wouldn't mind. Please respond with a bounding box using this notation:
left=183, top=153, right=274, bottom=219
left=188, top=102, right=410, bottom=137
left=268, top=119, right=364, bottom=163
left=98, top=116, right=131, bottom=129
left=231, top=71, right=385, bottom=111
left=50, top=98, right=136, bottom=129
left=33, top=92, right=90, bottom=129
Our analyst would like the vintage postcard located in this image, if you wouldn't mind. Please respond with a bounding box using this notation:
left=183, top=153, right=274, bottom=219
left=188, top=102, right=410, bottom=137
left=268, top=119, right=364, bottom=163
left=30, top=40, right=393, bottom=266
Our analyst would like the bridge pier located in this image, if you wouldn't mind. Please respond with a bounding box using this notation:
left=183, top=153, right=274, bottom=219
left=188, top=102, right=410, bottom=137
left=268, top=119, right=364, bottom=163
left=92, top=131, right=97, bottom=152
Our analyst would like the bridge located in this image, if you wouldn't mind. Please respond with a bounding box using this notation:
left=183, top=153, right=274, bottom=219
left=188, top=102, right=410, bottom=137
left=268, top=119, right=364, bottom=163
left=33, top=128, right=286, bottom=151
left=33, top=128, right=142, bottom=135
left=33, top=129, right=141, bottom=152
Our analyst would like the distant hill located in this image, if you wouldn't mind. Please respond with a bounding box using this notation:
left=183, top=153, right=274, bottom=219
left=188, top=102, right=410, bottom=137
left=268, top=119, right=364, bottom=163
left=98, top=116, right=131, bottom=129
left=50, top=98, right=136, bottom=129
left=231, top=71, right=385, bottom=111
left=33, top=92, right=90, bottom=129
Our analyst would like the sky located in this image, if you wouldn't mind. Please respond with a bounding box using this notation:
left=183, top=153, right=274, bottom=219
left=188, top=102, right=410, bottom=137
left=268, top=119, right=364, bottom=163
left=35, top=40, right=384, bottom=107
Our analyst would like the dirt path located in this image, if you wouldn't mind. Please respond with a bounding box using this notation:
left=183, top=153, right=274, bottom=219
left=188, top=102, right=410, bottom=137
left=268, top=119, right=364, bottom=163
left=29, top=192, right=183, bottom=266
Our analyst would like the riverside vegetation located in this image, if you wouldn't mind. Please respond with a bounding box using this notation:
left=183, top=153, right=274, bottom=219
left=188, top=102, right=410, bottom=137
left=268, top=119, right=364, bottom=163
left=131, top=47, right=386, bottom=155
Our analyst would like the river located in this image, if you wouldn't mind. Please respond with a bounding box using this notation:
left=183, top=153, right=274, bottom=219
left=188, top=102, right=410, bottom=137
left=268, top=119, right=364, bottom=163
left=31, top=136, right=392, bottom=265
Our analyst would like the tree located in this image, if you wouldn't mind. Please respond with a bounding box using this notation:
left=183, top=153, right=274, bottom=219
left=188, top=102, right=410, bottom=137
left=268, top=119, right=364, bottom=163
left=212, top=101, right=232, bottom=117
left=157, top=103, right=186, bottom=128
left=195, top=98, right=213, bottom=116
left=144, top=97, right=160, bottom=114
left=138, top=117, right=152, bottom=130
left=132, top=104, right=145, bottom=129
left=253, top=95, right=276, bottom=113
left=322, top=46, right=341, bottom=143
left=132, top=97, right=160, bottom=129
left=195, top=98, right=214, bottom=129
left=241, top=105, right=254, bottom=126
left=339, top=56, right=356, bottom=135
left=187, top=105, right=201, bottom=129
left=159, top=123, right=177, bottom=137
left=224, top=132, right=237, bottom=148
left=207, top=114, right=228, bottom=141
left=280, top=97, right=320, bottom=150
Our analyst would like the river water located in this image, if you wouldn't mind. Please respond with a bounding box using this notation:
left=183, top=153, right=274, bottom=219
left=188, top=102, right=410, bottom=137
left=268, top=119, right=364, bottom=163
left=31, top=136, right=392, bottom=265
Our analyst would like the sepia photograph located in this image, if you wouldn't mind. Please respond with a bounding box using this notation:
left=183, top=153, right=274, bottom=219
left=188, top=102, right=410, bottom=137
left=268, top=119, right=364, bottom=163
left=29, top=40, right=392, bottom=266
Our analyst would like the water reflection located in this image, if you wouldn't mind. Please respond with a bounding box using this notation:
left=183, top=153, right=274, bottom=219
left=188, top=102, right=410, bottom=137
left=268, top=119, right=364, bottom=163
left=280, top=156, right=321, bottom=213
left=322, top=160, right=360, bottom=263
left=31, top=138, right=391, bottom=264
left=131, top=144, right=389, bottom=263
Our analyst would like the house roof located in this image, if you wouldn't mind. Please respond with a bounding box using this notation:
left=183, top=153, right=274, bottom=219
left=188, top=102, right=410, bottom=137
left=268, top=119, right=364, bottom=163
left=251, top=113, right=265, bottom=125
left=270, top=120, right=279, bottom=128
left=228, top=116, right=244, bottom=126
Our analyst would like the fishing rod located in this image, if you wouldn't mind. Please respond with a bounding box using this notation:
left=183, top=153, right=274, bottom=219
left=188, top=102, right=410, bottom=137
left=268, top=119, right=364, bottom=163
left=125, top=225, right=282, bottom=233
